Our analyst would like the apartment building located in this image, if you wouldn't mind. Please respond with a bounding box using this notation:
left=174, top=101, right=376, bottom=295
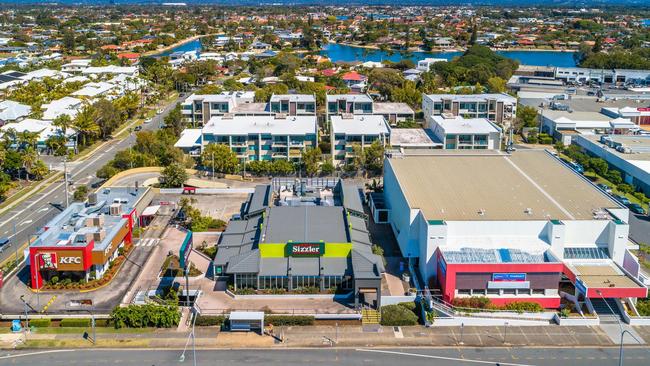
left=422, top=93, right=517, bottom=126
left=427, top=115, right=502, bottom=150
left=330, top=114, right=390, bottom=166
left=181, top=91, right=256, bottom=126
left=269, top=94, right=316, bottom=115
left=201, top=114, right=318, bottom=162
left=326, top=94, right=414, bottom=124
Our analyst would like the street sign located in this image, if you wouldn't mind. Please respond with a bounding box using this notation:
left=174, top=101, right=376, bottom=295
left=179, top=231, right=193, bottom=269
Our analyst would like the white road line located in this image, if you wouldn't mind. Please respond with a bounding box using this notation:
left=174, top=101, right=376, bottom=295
left=355, top=349, right=535, bottom=366
left=0, top=349, right=75, bottom=360
left=19, top=220, right=33, bottom=226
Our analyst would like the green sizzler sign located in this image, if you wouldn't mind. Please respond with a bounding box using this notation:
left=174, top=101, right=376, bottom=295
left=286, top=242, right=324, bottom=257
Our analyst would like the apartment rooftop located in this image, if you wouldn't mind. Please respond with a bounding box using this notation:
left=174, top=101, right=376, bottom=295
left=330, top=114, right=389, bottom=135
left=202, top=115, right=317, bottom=136
left=389, top=128, right=439, bottom=148
left=387, top=150, right=621, bottom=221
left=431, top=115, right=501, bottom=134
left=326, top=94, right=373, bottom=103
left=269, top=94, right=316, bottom=103
left=373, top=102, right=415, bottom=115
left=425, top=93, right=517, bottom=103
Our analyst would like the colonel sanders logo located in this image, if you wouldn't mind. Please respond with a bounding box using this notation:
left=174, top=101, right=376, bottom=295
left=40, top=253, right=57, bottom=269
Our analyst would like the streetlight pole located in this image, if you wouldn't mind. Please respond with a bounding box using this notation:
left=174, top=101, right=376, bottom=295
left=503, top=321, right=508, bottom=344
left=63, top=158, right=69, bottom=208
left=211, top=151, right=214, bottom=180
left=595, top=290, right=641, bottom=366
left=19, top=295, right=29, bottom=333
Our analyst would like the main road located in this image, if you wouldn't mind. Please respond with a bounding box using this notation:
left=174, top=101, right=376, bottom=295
left=0, top=93, right=186, bottom=266
left=0, top=347, right=649, bottom=366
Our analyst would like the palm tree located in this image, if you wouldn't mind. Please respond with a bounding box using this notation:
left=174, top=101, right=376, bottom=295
left=52, top=114, right=72, bottom=137
left=72, top=105, right=99, bottom=147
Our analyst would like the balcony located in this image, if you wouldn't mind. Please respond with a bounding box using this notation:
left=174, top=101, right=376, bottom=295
left=272, top=152, right=287, bottom=158
left=272, top=141, right=288, bottom=147
left=230, top=141, right=248, bottom=147
left=289, top=148, right=302, bottom=157
left=289, top=141, right=304, bottom=147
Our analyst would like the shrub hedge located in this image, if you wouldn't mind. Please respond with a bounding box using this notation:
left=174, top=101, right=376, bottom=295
left=195, top=315, right=226, bottom=327
left=111, top=304, right=181, bottom=329
left=60, top=318, right=91, bottom=327
left=29, top=319, right=51, bottom=327
left=264, top=315, right=314, bottom=326
left=380, top=304, right=419, bottom=326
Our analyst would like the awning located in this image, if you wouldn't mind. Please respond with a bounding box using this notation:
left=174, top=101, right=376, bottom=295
left=141, top=205, right=160, bottom=217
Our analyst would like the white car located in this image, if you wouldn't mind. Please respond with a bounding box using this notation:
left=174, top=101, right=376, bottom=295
left=157, top=108, right=164, bottom=114
left=144, top=118, right=152, bottom=124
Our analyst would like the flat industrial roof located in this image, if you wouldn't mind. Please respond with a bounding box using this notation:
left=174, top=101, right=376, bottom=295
left=387, top=150, right=620, bottom=221
left=573, top=263, right=642, bottom=289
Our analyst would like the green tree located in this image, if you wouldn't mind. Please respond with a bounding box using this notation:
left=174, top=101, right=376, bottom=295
left=73, top=104, right=99, bottom=146
left=247, top=160, right=271, bottom=176
left=201, top=144, right=239, bottom=174
left=320, top=161, right=335, bottom=176
left=160, top=163, right=188, bottom=188
left=52, top=114, right=72, bottom=137
left=73, top=185, right=89, bottom=201
left=588, top=158, right=609, bottom=176
left=487, top=76, right=506, bottom=93
left=164, top=103, right=184, bottom=135
left=606, top=170, right=622, bottom=185
left=301, top=147, right=322, bottom=177
left=516, top=105, right=539, bottom=130
left=30, top=159, right=49, bottom=180
left=94, top=99, right=122, bottom=139
left=363, top=140, right=385, bottom=174
left=270, top=159, right=295, bottom=176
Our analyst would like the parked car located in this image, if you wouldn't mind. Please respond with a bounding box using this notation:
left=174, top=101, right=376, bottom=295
left=134, top=125, right=143, bottom=131
left=0, top=237, right=10, bottom=253
left=626, top=203, right=646, bottom=215
left=144, top=118, right=152, bottom=124
left=157, top=108, right=164, bottom=114
left=597, top=184, right=612, bottom=194
left=613, top=195, right=631, bottom=205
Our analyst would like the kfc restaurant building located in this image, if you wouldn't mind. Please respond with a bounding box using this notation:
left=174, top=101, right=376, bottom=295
left=28, top=187, right=148, bottom=289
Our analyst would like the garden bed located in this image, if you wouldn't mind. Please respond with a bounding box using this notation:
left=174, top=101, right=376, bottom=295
left=159, top=255, right=202, bottom=278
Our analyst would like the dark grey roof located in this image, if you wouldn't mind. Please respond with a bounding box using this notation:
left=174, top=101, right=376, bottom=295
left=245, top=185, right=270, bottom=217
left=289, top=257, right=320, bottom=276
left=226, top=249, right=260, bottom=274
left=259, top=258, right=288, bottom=276
left=0, top=74, right=18, bottom=83
left=214, top=217, right=260, bottom=266
left=321, top=257, right=352, bottom=276
left=340, top=181, right=364, bottom=213
left=262, top=206, right=348, bottom=244
left=351, top=249, right=383, bottom=279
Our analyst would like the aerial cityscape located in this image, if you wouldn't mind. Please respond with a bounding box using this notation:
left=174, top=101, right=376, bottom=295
left=0, top=1, right=649, bottom=365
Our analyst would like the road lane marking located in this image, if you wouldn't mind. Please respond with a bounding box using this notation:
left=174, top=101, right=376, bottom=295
left=19, top=220, right=33, bottom=226
left=355, top=349, right=535, bottom=366
left=0, top=349, right=75, bottom=360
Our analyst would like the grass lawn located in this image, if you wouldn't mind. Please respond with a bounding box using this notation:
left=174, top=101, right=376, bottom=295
left=18, top=338, right=151, bottom=349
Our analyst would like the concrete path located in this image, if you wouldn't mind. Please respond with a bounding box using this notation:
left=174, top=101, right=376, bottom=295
left=600, top=323, right=646, bottom=345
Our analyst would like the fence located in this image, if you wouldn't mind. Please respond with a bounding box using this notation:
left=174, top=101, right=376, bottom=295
left=159, top=188, right=255, bottom=194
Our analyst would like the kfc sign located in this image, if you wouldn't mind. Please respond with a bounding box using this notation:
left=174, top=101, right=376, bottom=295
left=288, top=243, right=323, bottom=257
left=60, top=256, right=82, bottom=265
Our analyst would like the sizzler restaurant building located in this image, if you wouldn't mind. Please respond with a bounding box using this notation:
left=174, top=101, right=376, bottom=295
left=214, top=181, right=385, bottom=308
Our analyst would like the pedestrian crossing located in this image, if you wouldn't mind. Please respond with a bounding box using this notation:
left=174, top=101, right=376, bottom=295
left=135, top=238, right=160, bottom=247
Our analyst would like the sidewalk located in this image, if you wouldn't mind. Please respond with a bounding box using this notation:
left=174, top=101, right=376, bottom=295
left=5, top=324, right=644, bottom=350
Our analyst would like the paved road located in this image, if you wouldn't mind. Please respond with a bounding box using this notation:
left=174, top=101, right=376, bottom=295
left=0, top=94, right=184, bottom=266
left=0, top=347, right=649, bottom=366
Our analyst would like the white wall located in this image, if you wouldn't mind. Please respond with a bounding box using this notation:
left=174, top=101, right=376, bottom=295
left=383, top=159, right=421, bottom=258
left=562, top=220, right=611, bottom=246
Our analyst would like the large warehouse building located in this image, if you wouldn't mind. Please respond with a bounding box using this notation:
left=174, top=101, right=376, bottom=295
left=214, top=179, right=384, bottom=308
left=382, top=149, right=647, bottom=308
